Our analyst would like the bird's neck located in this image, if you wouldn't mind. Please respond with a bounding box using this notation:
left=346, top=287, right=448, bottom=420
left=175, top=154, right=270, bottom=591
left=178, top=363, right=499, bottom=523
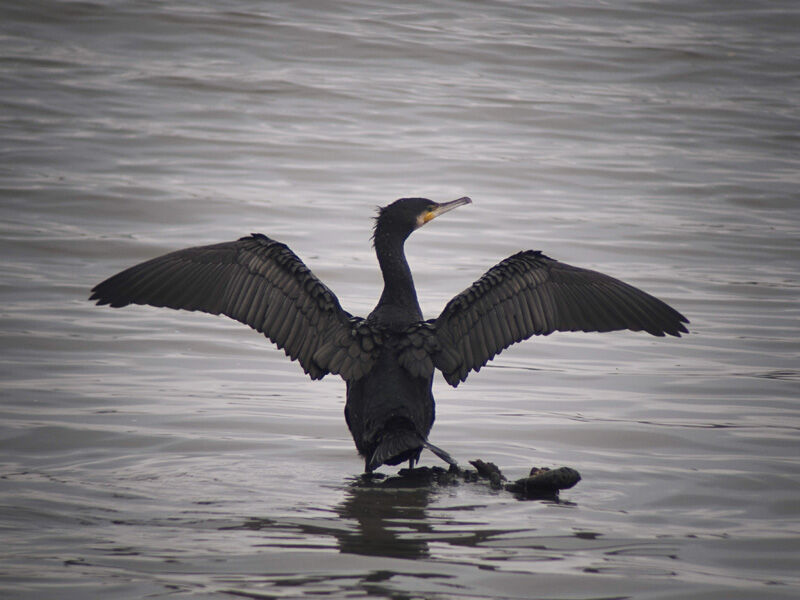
left=373, top=229, right=422, bottom=321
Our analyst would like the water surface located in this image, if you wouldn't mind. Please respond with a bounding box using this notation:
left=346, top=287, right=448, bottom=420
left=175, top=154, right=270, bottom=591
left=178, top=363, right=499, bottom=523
left=1, top=1, right=799, bottom=598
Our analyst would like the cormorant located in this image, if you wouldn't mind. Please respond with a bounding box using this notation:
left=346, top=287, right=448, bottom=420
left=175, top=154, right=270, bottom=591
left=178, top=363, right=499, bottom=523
left=90, top=197, right=688, bottom=472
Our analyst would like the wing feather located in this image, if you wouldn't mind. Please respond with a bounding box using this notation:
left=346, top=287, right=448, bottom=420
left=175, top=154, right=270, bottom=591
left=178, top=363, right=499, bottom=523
left=433, top=251, right=689, bottom=386
left=90, top=234, right=378, bottom=380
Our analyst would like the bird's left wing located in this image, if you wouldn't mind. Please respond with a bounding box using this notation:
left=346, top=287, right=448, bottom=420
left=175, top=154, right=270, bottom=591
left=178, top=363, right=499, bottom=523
left=90, top=234, right=378, bottom=381
left=430, top=251, right=689, bottom=386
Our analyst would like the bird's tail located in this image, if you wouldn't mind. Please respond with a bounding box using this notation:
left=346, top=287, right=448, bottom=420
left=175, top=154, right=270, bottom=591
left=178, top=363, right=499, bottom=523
left=367, top=430, right=458, bottom=472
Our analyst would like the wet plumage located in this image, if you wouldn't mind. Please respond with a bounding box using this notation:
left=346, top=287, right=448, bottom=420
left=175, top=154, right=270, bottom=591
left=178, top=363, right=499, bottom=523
left=90, top=197, right=688, bottom=472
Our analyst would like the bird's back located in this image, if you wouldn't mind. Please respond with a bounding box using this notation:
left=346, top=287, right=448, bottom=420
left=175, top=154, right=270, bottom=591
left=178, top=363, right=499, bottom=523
left=344, top=336, right=435, bottom=471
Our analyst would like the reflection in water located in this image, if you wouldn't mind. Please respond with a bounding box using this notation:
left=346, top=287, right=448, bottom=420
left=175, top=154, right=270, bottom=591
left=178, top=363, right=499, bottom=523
left=235, top=477, right=437, bottom=559
left=235, top=472, right=578, bottom=565
left=336, top=478, right=436, bottom=559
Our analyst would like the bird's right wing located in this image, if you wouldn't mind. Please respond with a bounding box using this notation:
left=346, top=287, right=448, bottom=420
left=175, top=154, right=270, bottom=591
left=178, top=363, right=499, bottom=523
left=431, top=250, right=689, bottom=386
left=90, top=234, right=378, bottom=381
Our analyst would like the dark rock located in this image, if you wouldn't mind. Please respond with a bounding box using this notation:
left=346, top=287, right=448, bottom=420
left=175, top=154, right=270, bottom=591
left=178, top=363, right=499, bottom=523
left=504, top=467, right=582, bottom=499
left=357, top=460, right=581, bottom=500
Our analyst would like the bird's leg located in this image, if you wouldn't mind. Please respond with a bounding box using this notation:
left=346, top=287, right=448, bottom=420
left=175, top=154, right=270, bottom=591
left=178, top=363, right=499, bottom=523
left=408, top=457, right=416, bottom=470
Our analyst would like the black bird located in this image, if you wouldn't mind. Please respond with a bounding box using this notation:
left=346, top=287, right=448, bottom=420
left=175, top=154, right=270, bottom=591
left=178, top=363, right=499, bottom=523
left=90, top=197, right=688, bottom=472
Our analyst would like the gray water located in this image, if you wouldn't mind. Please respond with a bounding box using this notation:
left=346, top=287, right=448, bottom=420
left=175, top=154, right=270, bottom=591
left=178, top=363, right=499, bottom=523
left=2, top=1, right=799, bottom=598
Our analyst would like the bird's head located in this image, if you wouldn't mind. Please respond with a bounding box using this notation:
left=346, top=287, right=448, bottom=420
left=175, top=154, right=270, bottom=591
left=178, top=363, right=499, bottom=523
left=373, top=196, right=472, bottom=243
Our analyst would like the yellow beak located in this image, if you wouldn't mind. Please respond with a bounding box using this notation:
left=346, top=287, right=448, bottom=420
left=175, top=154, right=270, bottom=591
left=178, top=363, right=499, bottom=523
left=420, top=196, right=472, bottom=227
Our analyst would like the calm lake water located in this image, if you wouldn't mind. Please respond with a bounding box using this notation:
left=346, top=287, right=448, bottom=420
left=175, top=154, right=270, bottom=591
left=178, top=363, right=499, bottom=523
left=2, top=1, right=799, bottom=598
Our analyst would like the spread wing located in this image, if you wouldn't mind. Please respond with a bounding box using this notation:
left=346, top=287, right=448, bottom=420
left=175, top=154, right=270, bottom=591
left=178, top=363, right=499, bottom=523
left=432, top=251, right=689, bottom=386
left=90, top=234, right=378, bottom=381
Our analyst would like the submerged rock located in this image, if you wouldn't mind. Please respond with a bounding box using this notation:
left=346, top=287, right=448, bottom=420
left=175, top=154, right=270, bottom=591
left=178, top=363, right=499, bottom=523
left=504, top=466, right=582, bottom=499
left=359, top=460, right=581, bottom=500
